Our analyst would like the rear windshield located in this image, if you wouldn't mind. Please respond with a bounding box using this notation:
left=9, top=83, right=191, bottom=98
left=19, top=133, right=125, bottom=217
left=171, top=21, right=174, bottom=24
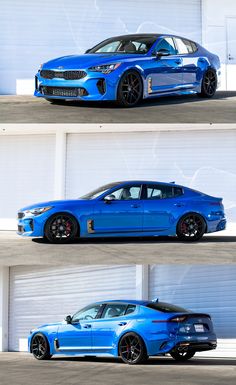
left=146, top=302, right=188, bottom=313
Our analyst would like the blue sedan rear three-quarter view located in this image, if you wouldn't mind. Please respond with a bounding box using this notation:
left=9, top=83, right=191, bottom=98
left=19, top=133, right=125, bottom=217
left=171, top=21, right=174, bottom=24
left=17, top=180, right=226, bottom=243
left=28, top=299, right=217, bottom=364
left=35, top=33, right=221, bottom=107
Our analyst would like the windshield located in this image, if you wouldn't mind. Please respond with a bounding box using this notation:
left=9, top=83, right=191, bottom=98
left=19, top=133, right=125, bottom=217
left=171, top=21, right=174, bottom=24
left=79, top=182, right=121, bottom=200
left=88, top=36, right=157, bottom=54
left=147, top=302, right=188, bottom=313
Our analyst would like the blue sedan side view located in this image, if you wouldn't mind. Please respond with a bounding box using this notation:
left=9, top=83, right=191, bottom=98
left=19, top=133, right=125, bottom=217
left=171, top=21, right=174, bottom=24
left=17, top=180, right=226, bottom=243
left=28, top=299, right=217, bottom=364
left=35, top=33, right=221, bottom=107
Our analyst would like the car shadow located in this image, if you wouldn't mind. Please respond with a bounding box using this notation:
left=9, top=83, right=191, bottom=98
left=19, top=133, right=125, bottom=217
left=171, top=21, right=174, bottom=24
left=32, top=235, right=236, bottom=244
left=50, top=356, right=236, bottom=366
left=48, top=91, right=236, bottom=109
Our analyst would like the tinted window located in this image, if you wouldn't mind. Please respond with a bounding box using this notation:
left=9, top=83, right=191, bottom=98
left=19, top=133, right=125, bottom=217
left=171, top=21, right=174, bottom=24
left=125, top=304, right=136, bottom=315
left=105, top=185, right=141, bottom=200
left=102, top=304, right=128, bottom=319
left=72, top=304, right=103, bottom=322
left=175, top=38, right=197, bottom=54
left=147, top=302, right=188, bottom=313
left=146, top=185, right=182, bottom=200
left=156, top=37, right=177, bottom=55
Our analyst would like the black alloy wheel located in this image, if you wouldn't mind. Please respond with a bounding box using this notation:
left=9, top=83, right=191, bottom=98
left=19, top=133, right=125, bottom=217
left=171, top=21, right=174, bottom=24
left=31, top=333, right=52, bottom=360
left=119, top=332, right=148, bottom=364
left=117, top=70, right=143, bottom=107
left=170, top=349, right=195, bottom=361
left=177, top=213, right=206, bottom=241
left=198, top=69, right=217, bottom=98
left=44, top=213, right=78, bottom=243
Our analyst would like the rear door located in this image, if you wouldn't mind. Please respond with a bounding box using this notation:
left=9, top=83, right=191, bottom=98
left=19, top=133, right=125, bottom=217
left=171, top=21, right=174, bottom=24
left=142, top=184, right=184, bottom=231
left=174, top=37, right=199, bottom=89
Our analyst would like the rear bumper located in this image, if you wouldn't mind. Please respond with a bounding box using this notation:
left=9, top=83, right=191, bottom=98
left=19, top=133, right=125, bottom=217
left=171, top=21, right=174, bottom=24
left=173, top=340, right=217, bottom=352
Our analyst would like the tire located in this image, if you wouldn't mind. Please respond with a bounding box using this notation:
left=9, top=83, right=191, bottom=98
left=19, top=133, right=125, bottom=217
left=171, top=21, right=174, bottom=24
left=44, top=213, right=78, bottom=244
left=119, top=332, right=148, bottom=364
left=198, top=69, right=217, bottom=98
left=170, top=350, right=195, bottom=362
left=31, top=333, right=52, bottom=360
left=117, top=70, right=143, bottom=107
left=176, top=213, right=206, bottom=242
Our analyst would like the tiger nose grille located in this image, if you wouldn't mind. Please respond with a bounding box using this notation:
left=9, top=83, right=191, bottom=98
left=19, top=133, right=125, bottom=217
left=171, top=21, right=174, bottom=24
left=40, top=70, right=87, bottom=80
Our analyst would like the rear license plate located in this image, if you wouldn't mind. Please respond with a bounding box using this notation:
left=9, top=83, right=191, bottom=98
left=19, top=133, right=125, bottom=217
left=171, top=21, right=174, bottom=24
left=194, top=324, right=204, bottom=332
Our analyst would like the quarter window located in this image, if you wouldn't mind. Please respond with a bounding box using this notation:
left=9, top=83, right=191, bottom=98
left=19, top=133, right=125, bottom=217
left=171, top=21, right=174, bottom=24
left=175, top=38, right=197, bottom=54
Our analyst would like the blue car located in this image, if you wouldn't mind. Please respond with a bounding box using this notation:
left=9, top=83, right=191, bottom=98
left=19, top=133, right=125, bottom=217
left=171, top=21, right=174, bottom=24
left=28, top=299, right=217, bottom=364
left=17, top=180, right=226, bottom=243
left=35, top=33, right=221, bottom=107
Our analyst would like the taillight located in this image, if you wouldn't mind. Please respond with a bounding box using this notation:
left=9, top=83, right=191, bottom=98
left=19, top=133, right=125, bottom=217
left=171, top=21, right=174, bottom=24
left=170, top=316, right=187, bottom=322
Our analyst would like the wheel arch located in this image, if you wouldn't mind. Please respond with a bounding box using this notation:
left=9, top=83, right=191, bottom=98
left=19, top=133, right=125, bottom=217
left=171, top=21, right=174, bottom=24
left=176, top=211, right=208, bottom=234
left=30, top=331, right=52, bottom=354
left=117, top=330, right=148, bottom=357
left=43, top=211, right=81, bottom=238
left=116, top=67, right=145, bottom=100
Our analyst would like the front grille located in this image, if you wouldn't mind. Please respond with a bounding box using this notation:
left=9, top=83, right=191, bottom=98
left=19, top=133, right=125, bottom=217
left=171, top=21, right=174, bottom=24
left=41, top=86, right=88, bottom=97
left=40, top=70, right=87, bottom=80
left=18, top=212, right=25, bottom=219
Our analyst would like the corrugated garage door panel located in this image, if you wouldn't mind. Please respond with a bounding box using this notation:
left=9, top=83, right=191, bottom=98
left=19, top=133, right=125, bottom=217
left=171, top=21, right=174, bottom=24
left=65, top=130, right=236, bottom=224
left=149, top=265, right=236, bottom=339
left=0, top=135, right=55, bottom=219
left=9, top=265, right=136, bottom=351
left=0, top=0, right=201, bottom=93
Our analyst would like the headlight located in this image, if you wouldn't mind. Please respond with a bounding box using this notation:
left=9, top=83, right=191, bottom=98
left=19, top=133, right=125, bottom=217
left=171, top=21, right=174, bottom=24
left=26, top=206, right=53, bottom=216
left=88, top=63, right=121, bottom=74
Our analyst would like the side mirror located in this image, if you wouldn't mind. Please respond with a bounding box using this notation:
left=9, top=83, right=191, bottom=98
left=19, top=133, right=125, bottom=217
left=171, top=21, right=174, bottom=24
left=156, top=49, right=170, bottom=58
left=104, top=195, right=115, bottom=203
left=65, top=315, right=72, bottom=324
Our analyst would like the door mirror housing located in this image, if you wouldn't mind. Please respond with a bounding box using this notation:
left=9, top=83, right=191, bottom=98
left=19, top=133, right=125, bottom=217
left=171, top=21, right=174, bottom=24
left=156, top=49, right=170, bottom=58
left=65, top=315, right=72, bottom=324
left=104, top=195, right=115, bottom=203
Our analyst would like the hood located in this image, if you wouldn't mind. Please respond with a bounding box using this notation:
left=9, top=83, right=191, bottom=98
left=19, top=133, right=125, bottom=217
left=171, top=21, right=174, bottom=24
left=37, top=321, right=63, bottom=329
left=43, top=53, right=145, bottom=70
left=19, top=199, right=86, bottom=211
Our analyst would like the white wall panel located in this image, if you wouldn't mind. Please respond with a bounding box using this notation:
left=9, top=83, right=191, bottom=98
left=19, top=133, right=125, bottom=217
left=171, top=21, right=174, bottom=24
left=0, top=135, right=55, bottom=228
left=0, top=0, right=201, bottom=94
left=9, top=264, right=136, bottom=351
left=65, top=130, right=236, bottom=225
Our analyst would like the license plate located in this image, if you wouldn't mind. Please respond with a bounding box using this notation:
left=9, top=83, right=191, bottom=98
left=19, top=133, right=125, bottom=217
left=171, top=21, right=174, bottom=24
left=194, top=324, right=204, bottom=332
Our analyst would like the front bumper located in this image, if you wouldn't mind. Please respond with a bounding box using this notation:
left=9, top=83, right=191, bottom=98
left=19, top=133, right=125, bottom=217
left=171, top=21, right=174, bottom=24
left=34, top=69, right=121, bottom=101
left=17, top=212, right=52, bottom=237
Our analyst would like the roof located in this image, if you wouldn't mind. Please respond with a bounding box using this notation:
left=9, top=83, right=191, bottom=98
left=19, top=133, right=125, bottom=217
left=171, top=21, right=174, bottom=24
left=94, top=299, right=150, bottom=306
left=110, top=180, right=180, bottom=187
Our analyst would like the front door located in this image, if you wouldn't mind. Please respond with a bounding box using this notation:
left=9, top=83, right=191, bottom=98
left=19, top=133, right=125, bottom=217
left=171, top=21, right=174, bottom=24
left=226, top=17, right=236, bottom=90
left=92, top=184, right=143, bottom=234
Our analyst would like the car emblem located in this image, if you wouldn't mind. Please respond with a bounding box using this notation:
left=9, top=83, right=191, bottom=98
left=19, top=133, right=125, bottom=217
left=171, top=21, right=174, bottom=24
left=57, top=66, right=64, bottom=69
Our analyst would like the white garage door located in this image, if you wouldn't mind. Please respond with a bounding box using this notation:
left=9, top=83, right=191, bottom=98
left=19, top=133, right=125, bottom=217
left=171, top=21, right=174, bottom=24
left=149, top=265, right=236, bottom=357
left=9, top=264, right=136, bottom=351
left=1, top=0, right=201, bottom=94
left=0, top=135, right=55, bottom=230
left=65, top=130, right=236, bottom=228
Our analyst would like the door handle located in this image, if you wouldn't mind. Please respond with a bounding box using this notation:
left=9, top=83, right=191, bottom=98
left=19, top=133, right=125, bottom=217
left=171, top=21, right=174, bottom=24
left=174, top=203, right=184, bottom=207
left=118, top=322, right=127, bottom=326
left=175, top=59, right=181, bottom=64
left=83, top=324, right=91, bottom=328
left=131, top=204, right=140, bottom=208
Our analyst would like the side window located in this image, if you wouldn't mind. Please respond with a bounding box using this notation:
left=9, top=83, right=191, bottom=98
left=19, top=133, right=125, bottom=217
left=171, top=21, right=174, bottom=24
left=72, top=304, right=102, bottom=322
left=173, top=187, right=183, bottom=197
left=125, top=304, right=136, bottom=315
left=156, top=37, right=177, bottom=55
left=176, top=38, right=195, bottom=54
left=102, top=304, right=128, bottom=319
left=105, top=185, right=141, bottom=200
left=146, top=185, right=179, bottom=200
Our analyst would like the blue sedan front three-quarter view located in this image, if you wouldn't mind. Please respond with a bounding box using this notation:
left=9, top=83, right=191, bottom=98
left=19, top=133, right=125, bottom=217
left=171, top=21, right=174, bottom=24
left=34, top=33, right=221, bottom=107
left=28, top=299, right=217, bottom=364
left=17, top=180, right=226, bottom=243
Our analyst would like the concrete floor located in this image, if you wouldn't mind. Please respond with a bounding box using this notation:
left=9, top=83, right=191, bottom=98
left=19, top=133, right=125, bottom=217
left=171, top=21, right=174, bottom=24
left=0, top=231, right=235, bottom=265
left=0, top=92, right=236, bottom=123
left=0, top=353, right=235, bottom=385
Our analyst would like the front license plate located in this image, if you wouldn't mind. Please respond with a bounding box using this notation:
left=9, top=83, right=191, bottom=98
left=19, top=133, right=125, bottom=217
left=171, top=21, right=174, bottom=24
left=194, top=324, right=204, bottom=332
